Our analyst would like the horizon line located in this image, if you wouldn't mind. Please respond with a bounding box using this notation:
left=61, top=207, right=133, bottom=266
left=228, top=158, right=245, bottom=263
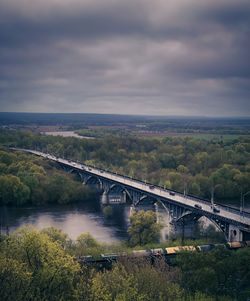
left=0, top=111, right=250, bottom=119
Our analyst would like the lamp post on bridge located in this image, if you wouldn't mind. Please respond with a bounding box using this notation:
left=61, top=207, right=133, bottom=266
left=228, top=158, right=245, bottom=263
left=210, top=184, right=221, bottom=209
left=183, top=182, right=188, bottom=197
left=241, top=190, right=250, bottom=217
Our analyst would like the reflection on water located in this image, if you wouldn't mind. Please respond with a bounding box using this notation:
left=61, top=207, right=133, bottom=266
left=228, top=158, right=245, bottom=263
left=42, top=131, right=95, bottom=139
left=1, top=197, right=249, bottom=243
left=0, top=199, right=130, bottom=242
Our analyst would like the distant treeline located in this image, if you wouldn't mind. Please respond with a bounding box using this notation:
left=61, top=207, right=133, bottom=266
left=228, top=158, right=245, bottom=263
left=1, top=113, right=250, bottom=134
left=0, top=149, right=97, bottom=206
left=0, top=128, right=250, bottom=204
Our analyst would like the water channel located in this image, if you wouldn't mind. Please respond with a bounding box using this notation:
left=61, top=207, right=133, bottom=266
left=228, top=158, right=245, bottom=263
left=42, top=131, right=95, bottom=140
left=1, top=194, right=249, bottom=242
left=0, top=198, right=130, bottom=242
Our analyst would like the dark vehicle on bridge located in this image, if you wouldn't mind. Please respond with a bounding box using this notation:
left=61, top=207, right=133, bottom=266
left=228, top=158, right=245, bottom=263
left=194, top=204, right=202, bottom=209
left=13, top=149, right=250, bottom=246
left=213, top=206, right=220, bottom=213
left=149, top=185, right=155, bottom=190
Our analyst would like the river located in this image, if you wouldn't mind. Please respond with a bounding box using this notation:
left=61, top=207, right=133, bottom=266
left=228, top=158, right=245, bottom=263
left=42, top=131, right=95, bottom=139
left=1, top=197, right=249, bottom=242
left=0, top=199, right=130, bottom=242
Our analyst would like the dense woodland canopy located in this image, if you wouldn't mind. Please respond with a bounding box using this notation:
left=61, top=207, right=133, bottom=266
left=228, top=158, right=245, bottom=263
left=0, top=129, right=250, bottom=300
left=0, top=226, right=249, bottom=301
left=0, top=129, right=249, bottom=205
left=0, top=148, right=97, bottom=206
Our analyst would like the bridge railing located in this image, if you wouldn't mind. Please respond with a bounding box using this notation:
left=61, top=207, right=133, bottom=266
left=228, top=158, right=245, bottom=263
left=83, top=163, right=250, bottom=217
left=60, top=158, right=250, bottom=218
left=13, top=148, right=250, bottom=219
left=82, top=162, right=250, bottom=218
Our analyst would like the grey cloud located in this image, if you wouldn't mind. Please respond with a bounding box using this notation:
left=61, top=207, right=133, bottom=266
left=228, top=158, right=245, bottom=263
left=0, top=0, right=249, bottom=116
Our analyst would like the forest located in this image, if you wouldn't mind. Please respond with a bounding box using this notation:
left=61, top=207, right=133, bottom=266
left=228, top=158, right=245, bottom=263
left=0, top=128, right=249, bottom=205
left=0, top=128, right=250, bottom=300
left=0, top=148, right=97, bottom=206
left=0, top=226, right=249, bottom=301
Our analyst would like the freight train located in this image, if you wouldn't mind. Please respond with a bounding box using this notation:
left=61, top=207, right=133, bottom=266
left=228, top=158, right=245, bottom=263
left=77, top=241, right=250, bottom=270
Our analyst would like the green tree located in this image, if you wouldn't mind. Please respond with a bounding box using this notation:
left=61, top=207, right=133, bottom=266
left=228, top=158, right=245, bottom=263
left=121, top=258, right=183, bottom=301
left=0, top=175, right=30, bottom=205
left=103, top=205, right=113, bottom=218
left=91, top=264, right=144, bottom=301
left=75, top=232, right=101, bottom=256
left=0, top=150, right=16, bottom=165
left=1, top=226, right=80, bottom=301
left=128, top=210, right=162, bottom=246
left=77, top=232, right=99, bottom=249
left=176, top=247, right=250, bottom=300
left=0, top=256, right=32, bottom=301
left=41, top=227, right=70, bottom=248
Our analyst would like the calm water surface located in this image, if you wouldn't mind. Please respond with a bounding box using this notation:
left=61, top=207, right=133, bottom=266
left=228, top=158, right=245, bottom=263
left=1, top=198, right=249, bottom=242
left=42, top=131, right=95, bottom=140
left=0, top=199, right=130, bottom=242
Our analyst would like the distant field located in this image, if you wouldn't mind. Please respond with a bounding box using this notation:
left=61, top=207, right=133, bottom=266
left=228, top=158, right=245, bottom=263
left=0, top=113, right=249, bottom=141
left=187, top=133, right=250, bottom=141
left=136, top=132, right=250, bottom=141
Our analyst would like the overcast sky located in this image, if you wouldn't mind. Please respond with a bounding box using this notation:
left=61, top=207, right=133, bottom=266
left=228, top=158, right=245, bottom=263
left=0, top=0, right=249, bottom=116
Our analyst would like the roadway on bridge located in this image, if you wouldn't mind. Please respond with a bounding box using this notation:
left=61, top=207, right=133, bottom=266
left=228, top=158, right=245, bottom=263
left=15, top=149, right=250, bottom=228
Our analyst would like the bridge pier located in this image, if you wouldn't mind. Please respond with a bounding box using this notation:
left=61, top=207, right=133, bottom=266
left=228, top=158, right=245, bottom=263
left=101, top=191, right=109, bottom=205
left=228, top=224, right=243, bottom=242
left=16, top=149, right=250, bottom=243
left=155, top=202, right=173, bottom=241
left=108, top=192, right=127, bottom=204
left=107, top=186, right=128, bottom=204
left=61, top=168, right=250, bottom=243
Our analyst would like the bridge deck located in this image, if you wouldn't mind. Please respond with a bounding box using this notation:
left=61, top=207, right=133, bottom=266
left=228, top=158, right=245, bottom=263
left=15, top=149, right=250, bottom=228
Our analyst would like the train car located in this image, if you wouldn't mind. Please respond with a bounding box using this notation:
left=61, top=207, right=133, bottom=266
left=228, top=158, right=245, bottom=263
left=150, top=248, right=164, bottom=257
left=101, top=253, right=118, bottom=262
left=77, top=255, right=112, bottom=270
left=77, top=241, right=250, bottom=270
left=245, top=241, right=250, bottom=247
left=214, top=243, right=227, bottom=249
left=131, top=249, right=151, bottom=257
left=226, top=242, right=244, bottom=249
left=165, top=245, right=196, bottom=255
left=77, top=255, right=93, bottom=264
left=197, top=244, right=215, bottom=252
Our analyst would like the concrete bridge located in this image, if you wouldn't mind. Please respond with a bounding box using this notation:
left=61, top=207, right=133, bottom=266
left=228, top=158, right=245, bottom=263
left=14, top=148, right=250, bottom=242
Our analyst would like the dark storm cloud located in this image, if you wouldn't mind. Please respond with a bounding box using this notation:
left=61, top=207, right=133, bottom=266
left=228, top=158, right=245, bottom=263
left=0, top=0, right=249, bottom=115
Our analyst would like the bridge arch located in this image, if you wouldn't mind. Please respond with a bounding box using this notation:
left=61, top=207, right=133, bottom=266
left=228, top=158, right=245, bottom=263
left=12, top=149, right=250, bottom=243
left=175, top=211, right=228, bottom=240
left=135, top=195, right=158, bottom=207
left=108, top=184, right=132, bottom=203
left=85, top=175, right=103, bottom=190
left=68, top=169, right=84, bottom=182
